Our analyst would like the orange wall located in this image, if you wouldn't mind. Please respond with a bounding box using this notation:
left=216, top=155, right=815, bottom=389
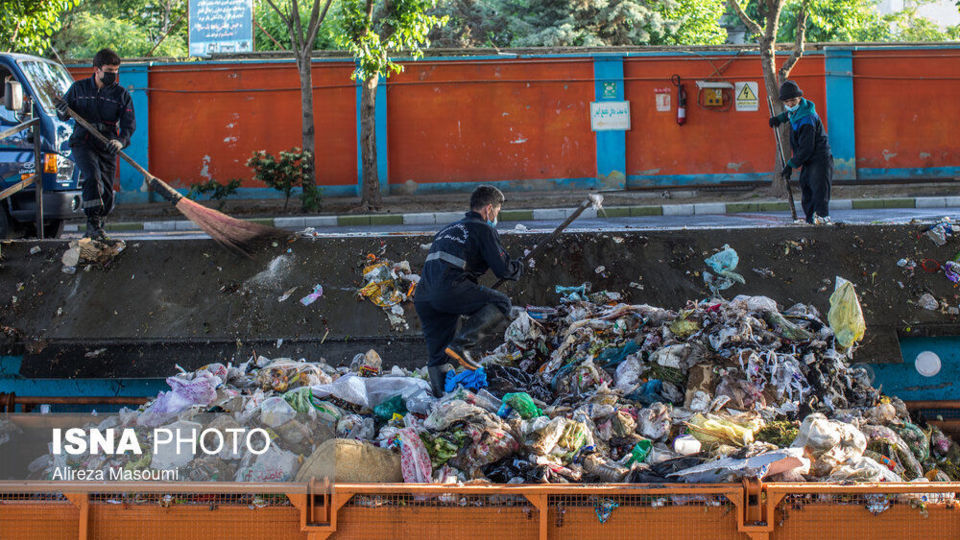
left=385, top=59, right=597, bottom=186
left=59, top=48, right=960, bottom=196
left=853, top=49, right=960, bottom=171
left=624, top=55, right=825, bottom=178
left=147, top=62, right=357, bottom=190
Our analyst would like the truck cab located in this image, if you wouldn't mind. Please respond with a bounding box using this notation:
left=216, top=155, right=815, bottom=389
left=0, top=53, right=83, bottom=238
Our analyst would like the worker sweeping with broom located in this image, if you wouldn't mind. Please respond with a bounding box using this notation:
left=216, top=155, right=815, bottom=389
left=55, top=48, right=134, bottom=244
left=414, top=186, right=523, bottom=397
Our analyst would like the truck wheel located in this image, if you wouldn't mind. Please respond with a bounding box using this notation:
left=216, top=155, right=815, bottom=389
left=43, top=219, right=64, bottom=238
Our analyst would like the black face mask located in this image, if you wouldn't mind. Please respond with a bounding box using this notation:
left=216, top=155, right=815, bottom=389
left=100, top=71, right=117, bottom=85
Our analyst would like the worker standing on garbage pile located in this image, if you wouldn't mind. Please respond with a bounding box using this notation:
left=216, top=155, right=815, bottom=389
left=414, top=185, right=523, bottom=397
left=56, top=48, right=136, bottom=244
left=768, top=80, right=832, bottom=225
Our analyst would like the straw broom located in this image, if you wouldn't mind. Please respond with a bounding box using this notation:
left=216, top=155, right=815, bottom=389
left=57, top=100, right=290, bottom=256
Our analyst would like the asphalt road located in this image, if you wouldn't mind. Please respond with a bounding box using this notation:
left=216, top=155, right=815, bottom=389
left=81, top=207, right=960, bottom=240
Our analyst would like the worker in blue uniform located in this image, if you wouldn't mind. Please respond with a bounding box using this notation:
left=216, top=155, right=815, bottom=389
left=414, top=185, right=522, bottom=396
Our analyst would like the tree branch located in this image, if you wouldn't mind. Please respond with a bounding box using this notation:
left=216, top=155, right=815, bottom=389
left=779, top=1, right=807, bottom=80
left=304, top=0, right=334, bottom=51
left=264, top=0, right=293, bottom=28
left=290, top=0, right=306, bottom=52
left=726, top=0, right=762, bottom=37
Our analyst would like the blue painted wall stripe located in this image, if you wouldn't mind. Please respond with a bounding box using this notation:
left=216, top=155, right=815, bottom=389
left=593, top=56, right=626, bottom=189
left=115, top=65, right=150, bottom=203
left=824, top=47, right=857, bottom=180
left=376, top=79, right=389, bottom=194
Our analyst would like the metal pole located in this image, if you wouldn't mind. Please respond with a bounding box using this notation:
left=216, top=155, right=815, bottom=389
left=32, top=118, right=44, bottom=239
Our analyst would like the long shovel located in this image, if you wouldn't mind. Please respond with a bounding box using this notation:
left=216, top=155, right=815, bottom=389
left=492, top=193, right=604, bottom=289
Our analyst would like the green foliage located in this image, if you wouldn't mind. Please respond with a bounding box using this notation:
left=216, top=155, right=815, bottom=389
left=253, top=0, right=342, bottom=50
left=186, top=178, right=242, bottom=209
left=300, top=183, right=323, bottom=212
left=56, top=12, right=187, bottom=58
left=486, top=0, right=726, bottom=47
left=729, top=0, right=960, bottom=43
left=335, top=0, right=448, bottom=80
left=426, top=0, right=511, bottom=47
left=656, top=0, right=728, bottom=45
left=54, top=0, right=188, bottom=58
left=2, top=0, right=79, bottom=55
left=246, top=148, right=320, bottom=211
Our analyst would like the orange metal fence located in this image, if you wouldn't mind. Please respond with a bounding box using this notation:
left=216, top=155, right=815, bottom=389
left=1, top=481, right=958, bottom=540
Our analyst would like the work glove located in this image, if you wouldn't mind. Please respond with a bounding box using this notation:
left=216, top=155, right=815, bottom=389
left=768, top=116, right=782, bottom=128
left=781, top=166, right=792, bottom=181
left=107, top=139, right=123, bottom=154
left=55, top=99, right=69, bottom=117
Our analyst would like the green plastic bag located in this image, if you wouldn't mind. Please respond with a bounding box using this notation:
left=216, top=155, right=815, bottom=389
left=373, top=394, right=408, bottom=420
left=827, top=276, right=865, bottom=349
left=283, top=386, right=316, bottom=414
left=627, top=439, right=652, bottom=465
left=502, top=392, right=543, bottom=419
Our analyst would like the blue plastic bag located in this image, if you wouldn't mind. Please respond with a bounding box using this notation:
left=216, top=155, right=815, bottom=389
left=445, top=367, right=488, bottom=393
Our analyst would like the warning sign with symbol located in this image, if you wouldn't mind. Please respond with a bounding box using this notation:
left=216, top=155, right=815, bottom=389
left=735, top=82, right=759, bottom=111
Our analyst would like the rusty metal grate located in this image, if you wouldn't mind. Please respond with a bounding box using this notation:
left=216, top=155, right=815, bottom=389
left=773, top=491, right=960, bottom=540
left=547, top=493, right=740, bottom=540
left=0, top=492, right=70, bottom=503
left=88, top=492, right=292, bottom=507
left=333, top=492, right=540, bottom=539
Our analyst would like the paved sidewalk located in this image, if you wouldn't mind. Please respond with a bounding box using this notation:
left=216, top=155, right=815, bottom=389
left=65, top=195, right=960, bottom=233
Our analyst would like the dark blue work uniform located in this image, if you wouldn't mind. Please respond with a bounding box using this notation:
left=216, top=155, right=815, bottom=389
left=58, top=75, right=136, bottom=218
left=774, top=98, right=832, bottom=223
left=414, top=211, right=522, bottom=368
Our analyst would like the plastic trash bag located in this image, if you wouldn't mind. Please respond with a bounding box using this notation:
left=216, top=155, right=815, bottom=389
left=686, top=413, right=762, bottom=447
left=500, top=392, right=544, bottom=419
left=311, top=374, right=430, bottom=410
left=445, top=367, right=489, bottom=393
left=669, top=448, right=809, bottom=483
left=374, top=394, right=408, bottom=420
left=398, top=427, right=432, bottom=483
left=791, top=413, right=866, bottom=477
left=827, top=277, right=865, bottom=349
left=256, top=359, right=330, bottom=392
left=637, top=403, right=672, bottom=441
left=337, top=414, right=375, bottom=440
left=703, top=245, right=746, bottom=294
left=235, top=445, right=300, bottom=483
left=260, top=396, right=298, bottom=428
left=137, top=373, right=220, bottom=428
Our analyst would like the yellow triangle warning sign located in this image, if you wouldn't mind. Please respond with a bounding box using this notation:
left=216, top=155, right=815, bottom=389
left=735, top=82, right=759, bottom=111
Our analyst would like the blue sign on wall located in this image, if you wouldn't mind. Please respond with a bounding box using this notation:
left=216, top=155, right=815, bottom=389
left=188, top=0, right=253, bottom=57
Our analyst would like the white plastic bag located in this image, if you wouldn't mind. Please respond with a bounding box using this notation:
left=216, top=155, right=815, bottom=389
left=260, top=396, right=297, bottom=428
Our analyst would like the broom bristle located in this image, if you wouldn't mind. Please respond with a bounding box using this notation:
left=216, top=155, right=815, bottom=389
left=175, top=198, right=291, bottom=257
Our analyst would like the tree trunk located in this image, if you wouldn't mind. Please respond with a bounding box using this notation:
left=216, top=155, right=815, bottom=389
left=759, top=37, right=788, bottom=198
left=296, top=53, right=317, bottom=187
left=359, top=73, right=382, bottom=210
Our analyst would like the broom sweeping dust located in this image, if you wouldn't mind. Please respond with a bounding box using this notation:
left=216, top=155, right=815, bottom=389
left=56, top=98, right=290, bottom=257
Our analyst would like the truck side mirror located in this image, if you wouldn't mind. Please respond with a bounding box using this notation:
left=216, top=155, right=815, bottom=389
left=4, top=79, right=23, bottom=112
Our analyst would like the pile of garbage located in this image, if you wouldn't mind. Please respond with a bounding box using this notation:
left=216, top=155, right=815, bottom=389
left=18, top=285, right=960, bottom=486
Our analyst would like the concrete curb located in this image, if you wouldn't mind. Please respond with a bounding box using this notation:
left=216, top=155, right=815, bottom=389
left=62, top=196, right=946, bottom=233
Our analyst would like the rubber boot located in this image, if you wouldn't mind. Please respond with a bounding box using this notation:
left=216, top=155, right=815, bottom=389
left=428, top=364, right=451, bottom=398
left=444, top=304, right=507, bottom=370
left=84, top=215, right=104, bottom=240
